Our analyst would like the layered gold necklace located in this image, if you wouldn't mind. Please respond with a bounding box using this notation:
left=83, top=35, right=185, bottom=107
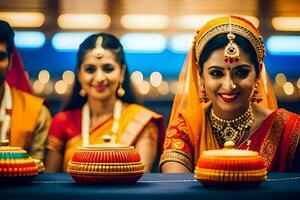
left=209, top=104, right=254, bottom=146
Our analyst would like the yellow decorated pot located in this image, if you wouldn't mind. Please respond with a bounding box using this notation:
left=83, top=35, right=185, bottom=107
left=194, top=141, right=267, bottom=187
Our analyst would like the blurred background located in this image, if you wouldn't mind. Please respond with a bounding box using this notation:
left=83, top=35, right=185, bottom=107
left=0, top=0, right=300, bottom=124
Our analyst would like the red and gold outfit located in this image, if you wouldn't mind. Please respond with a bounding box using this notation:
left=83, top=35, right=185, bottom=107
left=159, top=16, right=300, bottom=172
left=162, top=109, right=300, bottom=172
left=47, top=104, right=164, bottom=171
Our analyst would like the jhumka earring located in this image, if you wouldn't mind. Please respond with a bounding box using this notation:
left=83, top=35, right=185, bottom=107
left=224, top=16, right=240, bottom=63
left=117, top=83, right=125, bottom=97
left=199, top=84, right=209, bottom=103
left=79, top=88, right=86, bottom=97
left=251, top=82, right=263, bottom=103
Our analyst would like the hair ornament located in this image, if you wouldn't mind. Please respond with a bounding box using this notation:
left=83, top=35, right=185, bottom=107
left=92, top=36, right=105, bottom=58
left=224, top=16, right=240, bottom=63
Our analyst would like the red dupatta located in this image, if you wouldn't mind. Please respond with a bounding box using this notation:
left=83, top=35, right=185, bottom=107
left=6, top=47, right=32, bottom=93
left=239, top=109, right=300, bottom=172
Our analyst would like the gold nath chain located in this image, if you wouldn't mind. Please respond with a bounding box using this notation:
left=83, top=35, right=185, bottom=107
left=209, top=104, right=254, bottom=146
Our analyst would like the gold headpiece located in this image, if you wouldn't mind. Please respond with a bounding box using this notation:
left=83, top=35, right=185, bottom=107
left=224, top=16, right=240, bottom=63
left=92, top=36, right=105, bottom=58
left=194, top=16, right=265, bottom=65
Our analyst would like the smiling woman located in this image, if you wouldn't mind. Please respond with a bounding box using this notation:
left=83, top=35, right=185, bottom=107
left=200, top=33, right=260, bottom=119
left=159, top=15, right=300, bottom=173
left=45, top=33, right=165, bottom=172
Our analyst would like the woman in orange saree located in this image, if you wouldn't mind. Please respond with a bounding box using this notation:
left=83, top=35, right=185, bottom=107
left=160, top=15, right=299, bottom=173
left=46, top=33, right=164, bottom=172
left=0, top=20, right=51, bottom=161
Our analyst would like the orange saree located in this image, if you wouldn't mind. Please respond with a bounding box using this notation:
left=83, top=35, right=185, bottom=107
left=47, top=104, right=164, bottom=171
left=9, top=87, right=44, bottom=147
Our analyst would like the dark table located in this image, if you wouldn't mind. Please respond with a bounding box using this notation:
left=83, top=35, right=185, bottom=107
left=1, top=173, right=300, bottom=200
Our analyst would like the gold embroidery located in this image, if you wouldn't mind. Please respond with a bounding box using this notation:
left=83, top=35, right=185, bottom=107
left=286, top=116, right=300, bottom=171
left=170, top=119, right=180, bottom=127
left=259, top=109, right=288, bottom=169
left=163, top=138, right=171, bottom=149
left=167, top=129, right=177, bottom=137
left=172, top=139, right=184, bottom=149
left=159, top=149, right=193, bottom=172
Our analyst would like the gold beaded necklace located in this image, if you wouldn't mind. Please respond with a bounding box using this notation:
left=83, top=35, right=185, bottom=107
left=209, top=103, right=254, bottom=146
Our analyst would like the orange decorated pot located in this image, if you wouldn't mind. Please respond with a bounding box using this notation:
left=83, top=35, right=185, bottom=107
left=0, top=141, right=43, bottom=185
left=194, top=141, right=267, bottom=187
left=67, top=136, right=146, bottom=184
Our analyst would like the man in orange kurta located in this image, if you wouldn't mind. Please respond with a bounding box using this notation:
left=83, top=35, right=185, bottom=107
left=0, top=20, right=51, bottom=161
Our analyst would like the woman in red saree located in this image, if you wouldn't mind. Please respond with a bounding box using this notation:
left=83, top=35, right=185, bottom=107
left=45, top=33, right=164, bottom=172
left=160, top=15, right=300, bottom=173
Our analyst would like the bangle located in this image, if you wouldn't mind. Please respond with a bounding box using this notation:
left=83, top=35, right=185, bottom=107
left=159, top=150, right=193, bottom=172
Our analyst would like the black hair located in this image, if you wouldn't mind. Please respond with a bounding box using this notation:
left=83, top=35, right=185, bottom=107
left=0, top=20, right=15, bottom=55
left=63, top=33, right=139, bottom=111
left=199, top=34, right=259, bottom=76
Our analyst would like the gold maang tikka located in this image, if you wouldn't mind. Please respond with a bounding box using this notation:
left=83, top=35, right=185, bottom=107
left=92, top=36, right=105, bottom=58
left=224, top=16, right=240, bottom=63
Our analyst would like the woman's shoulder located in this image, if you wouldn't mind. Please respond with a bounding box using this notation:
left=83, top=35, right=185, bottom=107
left=276, top=108, right=299, bottom=116
left=262, top=108, right=300, bottom=128
left=52, top=109, right=81, bottom=124
left=125, top=103, right=163, bottom=118
left=49, top=108, right=82, bottom=140
left=269, top=108, right=299, bottom=121
left=255, top=106, right=299, bottom=122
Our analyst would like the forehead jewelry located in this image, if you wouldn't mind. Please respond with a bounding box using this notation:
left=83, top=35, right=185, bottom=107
left=224, top=16, right=240, bottom=63
left=92, top=36, right=105, bottom=58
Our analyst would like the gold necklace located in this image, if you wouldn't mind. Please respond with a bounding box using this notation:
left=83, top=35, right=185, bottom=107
left=209, top=104, right=254, bottom=146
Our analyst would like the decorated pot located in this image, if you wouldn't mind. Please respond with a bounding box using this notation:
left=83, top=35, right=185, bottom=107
left=194, top=141, right=267, bottom=187
left=0, top=141, right=43, bottom=184
left=67, top=136, right=146, bottom=184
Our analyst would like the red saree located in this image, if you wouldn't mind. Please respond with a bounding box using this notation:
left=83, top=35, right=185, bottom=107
left=162, top=109, right=300, bottom=172
left=239, top=109, right=300, bottom=172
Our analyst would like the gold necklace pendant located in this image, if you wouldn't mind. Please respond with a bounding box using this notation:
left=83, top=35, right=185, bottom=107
left=209, top=104, right=254, bottom=146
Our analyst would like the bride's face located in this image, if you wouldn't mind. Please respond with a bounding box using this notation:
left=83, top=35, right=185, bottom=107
left=201, top=47, right=257, bottom=119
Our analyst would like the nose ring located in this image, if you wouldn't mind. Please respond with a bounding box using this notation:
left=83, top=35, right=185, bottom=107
left=231, top=80, right=237, bottom=89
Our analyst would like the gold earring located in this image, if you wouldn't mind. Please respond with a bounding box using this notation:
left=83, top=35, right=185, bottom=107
left=79, top=88, right=86, bottom=97
left=199, top=84, right=209, bottom=103
left=251, top=83, right=263, bottom=103
left=117, top=83, right=125, bottom=97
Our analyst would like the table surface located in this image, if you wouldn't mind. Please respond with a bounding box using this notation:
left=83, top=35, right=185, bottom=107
left=1, top=173, right=300, bottom=200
